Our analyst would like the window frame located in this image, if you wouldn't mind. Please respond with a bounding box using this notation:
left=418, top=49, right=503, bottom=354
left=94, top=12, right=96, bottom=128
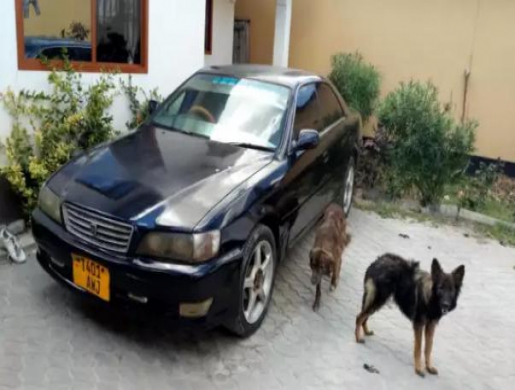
left=15, top=0, right=149, bottom=73
left=205, top=0, right=213, bottom=55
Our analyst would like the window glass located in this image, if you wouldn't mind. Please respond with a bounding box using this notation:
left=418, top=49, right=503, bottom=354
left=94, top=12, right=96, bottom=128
left=152, top=75, right=291, bottom=150
left=317, top=83, right=344, bottom=129
left=293, top=84, right=322, bottom=136
left=97, top=0, right=142, bottom=64
left=23, top=0, right=92, bottom=61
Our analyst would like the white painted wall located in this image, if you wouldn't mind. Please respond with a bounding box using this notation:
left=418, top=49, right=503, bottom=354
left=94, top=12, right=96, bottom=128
left=0, top=0, right=207, bottom=164
left=204, top=0, right=235, bottom=66
left=273, top=0, right=292, bottom=67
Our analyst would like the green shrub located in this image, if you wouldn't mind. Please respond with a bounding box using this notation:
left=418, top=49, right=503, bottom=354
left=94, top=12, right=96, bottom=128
left=378, top=81, right=477, bottom=206
left=121, top=75, right=162, bottom=130
left=0, top=64, right=117, bottom=216
left=328, top=52, right=381, bottom=119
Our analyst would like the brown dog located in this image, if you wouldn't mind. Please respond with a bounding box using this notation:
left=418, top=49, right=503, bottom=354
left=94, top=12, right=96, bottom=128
left=309, top=204, right=351, bottom=311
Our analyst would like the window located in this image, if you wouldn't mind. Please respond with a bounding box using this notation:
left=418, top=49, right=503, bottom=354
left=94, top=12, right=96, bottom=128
left=152, top=74, right=290, bottom=150
left=316, top=83, right=345, bottom=128
left=293, top=84, right=322, bottom=136
left=205, top=0, right=213, bottom=54
left=16, top=0, right=148, bottom=73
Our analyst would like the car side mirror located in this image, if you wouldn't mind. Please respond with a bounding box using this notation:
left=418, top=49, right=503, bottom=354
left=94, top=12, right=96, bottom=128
left=295, top=129, right=320, bottom=151
left=148, top=100, right=159, bottom=115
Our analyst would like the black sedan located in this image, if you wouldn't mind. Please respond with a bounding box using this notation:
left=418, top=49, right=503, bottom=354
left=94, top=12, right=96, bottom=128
left=32, top=65, right=361, bottom=336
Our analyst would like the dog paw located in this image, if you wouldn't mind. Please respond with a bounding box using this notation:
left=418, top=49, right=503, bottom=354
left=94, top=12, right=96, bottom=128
left=329, top=285, right=336, bottom=292
left=415, top=368, right=426, bottom=378
left=312, top=303, right=320, bottom=312
left=426, top=366, right=439, bottom=375
left=364, top=330, right=375, bottom=336
left=356, top=338, right=366, bottom=344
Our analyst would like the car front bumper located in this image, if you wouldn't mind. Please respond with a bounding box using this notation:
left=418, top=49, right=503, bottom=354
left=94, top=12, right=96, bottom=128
left=32, top=208, right=243, bottom=328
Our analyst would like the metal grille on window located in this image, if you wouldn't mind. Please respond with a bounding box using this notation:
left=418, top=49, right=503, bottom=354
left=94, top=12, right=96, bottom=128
left=63, top=203, right=133, bottom=254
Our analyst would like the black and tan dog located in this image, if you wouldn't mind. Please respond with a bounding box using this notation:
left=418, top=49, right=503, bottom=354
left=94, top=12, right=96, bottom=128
left=309, top=204, right=351, bottom=311
left=355, top=253, right=465, bottom=377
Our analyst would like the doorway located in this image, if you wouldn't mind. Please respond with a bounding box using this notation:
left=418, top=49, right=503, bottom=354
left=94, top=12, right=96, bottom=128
left=233, top=19, right=250, bottom=64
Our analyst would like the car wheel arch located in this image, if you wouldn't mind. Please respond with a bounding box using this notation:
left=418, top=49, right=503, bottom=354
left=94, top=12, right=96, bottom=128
left=256, top=213, right=282, bottom=262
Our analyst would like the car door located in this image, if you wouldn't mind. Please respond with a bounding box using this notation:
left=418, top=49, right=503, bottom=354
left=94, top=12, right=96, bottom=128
left=281, top=83, right=331, bottom=242
left=315, top=82, right=356, bottom=204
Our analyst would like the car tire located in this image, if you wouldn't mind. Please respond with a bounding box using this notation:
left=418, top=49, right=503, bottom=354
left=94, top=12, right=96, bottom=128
left=224, top=224, right=277, bottom=338
left=343, top=156, right=356, bottom=217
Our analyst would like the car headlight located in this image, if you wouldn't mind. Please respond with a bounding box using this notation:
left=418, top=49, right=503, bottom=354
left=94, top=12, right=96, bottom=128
left=38, top=185, right=62, bottom=223
left=137, top=231, right=221, bottom=263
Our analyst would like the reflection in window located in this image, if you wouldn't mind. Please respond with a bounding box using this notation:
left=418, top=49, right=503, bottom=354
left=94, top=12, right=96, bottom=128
left=317, top=84, right=344, bottom=128
left=97, top=0, right=142, bottom=64
left=293, top=84, right=321, bottom=135
left=23, top=0, right=92, bottom=62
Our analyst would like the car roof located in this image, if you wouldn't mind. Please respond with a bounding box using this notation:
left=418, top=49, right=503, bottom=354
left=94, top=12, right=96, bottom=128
left=25, top=37, right=91, bottom=48
left=200, top=64, right=324, bottom=88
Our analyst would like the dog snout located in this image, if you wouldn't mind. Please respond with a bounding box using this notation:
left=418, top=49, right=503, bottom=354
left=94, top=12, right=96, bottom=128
left=441, top=302, right=451, bottom=314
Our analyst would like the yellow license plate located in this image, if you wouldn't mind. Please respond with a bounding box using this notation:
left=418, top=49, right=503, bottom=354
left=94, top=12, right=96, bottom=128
left=72, top=255, right=110, bottom=302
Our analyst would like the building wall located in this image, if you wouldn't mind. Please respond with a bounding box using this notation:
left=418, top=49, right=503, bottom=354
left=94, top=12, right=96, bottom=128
left=234, top=0, right=276, bottom=65
left=237, top=0, right=515, bottom=163
left=205, top=0, right=235, bottom=66
left=23, top=0, right=91, bottom=37
left=0, top=0, right=207, bottom=166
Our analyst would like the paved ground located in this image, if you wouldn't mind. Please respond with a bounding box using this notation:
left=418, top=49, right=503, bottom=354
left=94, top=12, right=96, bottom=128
left=1, top=209, right=514, bottom=390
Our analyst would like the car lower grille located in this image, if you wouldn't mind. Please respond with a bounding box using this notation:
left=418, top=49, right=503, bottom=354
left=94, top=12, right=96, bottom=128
left=62, top=203, right=134, bottom=254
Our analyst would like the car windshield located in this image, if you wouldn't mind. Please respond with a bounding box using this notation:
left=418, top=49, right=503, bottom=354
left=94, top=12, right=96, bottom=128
left=151, top=74, right=291, bottom=150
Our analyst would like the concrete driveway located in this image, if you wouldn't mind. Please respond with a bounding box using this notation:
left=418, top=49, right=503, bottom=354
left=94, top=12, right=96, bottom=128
left=1, top=209, right=514, bottom=390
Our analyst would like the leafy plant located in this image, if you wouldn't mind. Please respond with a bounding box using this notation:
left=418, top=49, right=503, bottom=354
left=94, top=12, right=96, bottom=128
left=328, top=52, right=381, bottom=119
left=492, top=175, right=515, bottom=209
left=120, top=76, right=163, bottom=130
left=61, top=21, right=90, bottom=41
left=0, top=62, right=117, bottom=216
left=378, top=81, right=477, bottom=206
left=458, top=161, right=504, bottom=211
left=356, top=125, right=390, bottom=190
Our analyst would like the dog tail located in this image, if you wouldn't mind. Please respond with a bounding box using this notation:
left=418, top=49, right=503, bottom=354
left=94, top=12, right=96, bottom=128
left=361, top=278, right=376, bottom=312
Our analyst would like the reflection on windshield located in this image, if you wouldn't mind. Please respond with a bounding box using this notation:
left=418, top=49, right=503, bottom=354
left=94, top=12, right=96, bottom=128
left=151, top=74, right=290, bottom=150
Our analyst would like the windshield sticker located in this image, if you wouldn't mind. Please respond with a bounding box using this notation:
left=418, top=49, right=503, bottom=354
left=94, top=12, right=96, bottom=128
left=213, top=77, right=239, bottom=86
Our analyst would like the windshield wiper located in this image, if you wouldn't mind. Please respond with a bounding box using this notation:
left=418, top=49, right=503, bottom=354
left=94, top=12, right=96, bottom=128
left=227, top=142, right=275, bottom=152
left=150, top=122, right=209, bottom=139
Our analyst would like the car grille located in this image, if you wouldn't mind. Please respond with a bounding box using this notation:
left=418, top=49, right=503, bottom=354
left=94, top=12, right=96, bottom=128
left=62, top=203, right=134, bottom=254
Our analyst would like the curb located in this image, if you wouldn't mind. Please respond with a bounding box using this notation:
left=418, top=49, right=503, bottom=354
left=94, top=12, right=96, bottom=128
left=418, top=204, right=515, bottom=230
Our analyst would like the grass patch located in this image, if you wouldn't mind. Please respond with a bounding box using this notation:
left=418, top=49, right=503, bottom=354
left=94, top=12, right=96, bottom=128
left=443, top=183, right=515, bottom=223
left=473, top=223, right=515, bottom=247
left=479, top=199, right=514, bottom=223
left=356, top=198, right=515, bottom=247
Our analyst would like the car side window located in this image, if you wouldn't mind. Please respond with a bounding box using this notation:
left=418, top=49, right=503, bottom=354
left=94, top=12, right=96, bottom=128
left=293, top=84, right=322, bottom=138
left=316, top=83, right=345, bottom=130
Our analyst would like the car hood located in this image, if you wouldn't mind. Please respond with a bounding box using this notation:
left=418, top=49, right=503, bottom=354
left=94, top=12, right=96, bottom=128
left=50, top=125, right=273, bottom=229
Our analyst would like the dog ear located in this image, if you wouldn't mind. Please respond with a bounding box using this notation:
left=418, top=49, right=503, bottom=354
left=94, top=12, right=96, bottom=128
left=431, top=258, right=444, bottom=281
left=452, top=265, right=465, bottom=287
